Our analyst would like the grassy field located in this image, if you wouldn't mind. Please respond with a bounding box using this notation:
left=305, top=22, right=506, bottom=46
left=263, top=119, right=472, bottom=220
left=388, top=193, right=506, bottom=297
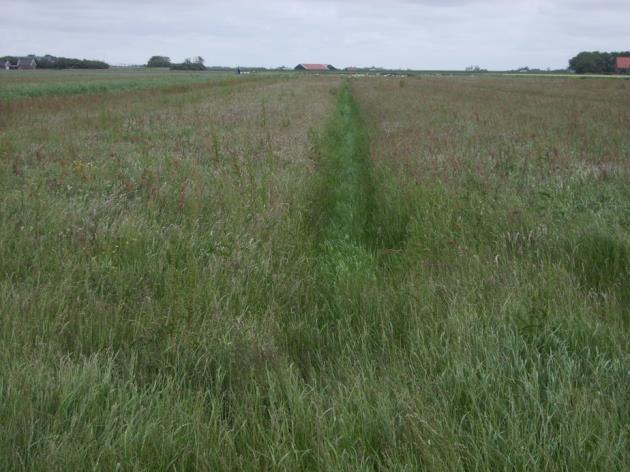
left=0, top=69, right=249, bottom=100
left=0, top=71, right=628, bottom=470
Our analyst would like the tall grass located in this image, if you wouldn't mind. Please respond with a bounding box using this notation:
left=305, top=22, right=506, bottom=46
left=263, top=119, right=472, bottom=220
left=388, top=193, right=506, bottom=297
left=0, top=71, right=627, bottom=470
left=351, top=76, right=629, bottom=469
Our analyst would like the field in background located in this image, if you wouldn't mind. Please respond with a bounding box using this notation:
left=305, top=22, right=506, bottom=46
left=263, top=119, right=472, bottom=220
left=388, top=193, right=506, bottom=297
left=3, top=68, right=627, bottom=101
left=0, top=71, right=628, bottom=470
left=0, top=69, right=247, bottom=100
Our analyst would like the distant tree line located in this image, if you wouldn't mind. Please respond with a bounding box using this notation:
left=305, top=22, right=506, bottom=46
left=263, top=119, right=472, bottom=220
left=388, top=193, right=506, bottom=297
left=171, top=56, right=206, bottom=71
left=147, top=55, right=207, bottom=71
left=569, top=51, right=630, bottom=74
left=40, top=57, right=109, bottom=69
left=1, top=55, right=108, bottom=69
left=38, top=55, right=109, bottom=69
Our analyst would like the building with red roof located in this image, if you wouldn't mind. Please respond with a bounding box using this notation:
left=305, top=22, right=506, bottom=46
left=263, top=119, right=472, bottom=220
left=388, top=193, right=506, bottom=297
left=615, top=56, right=630, bottom=73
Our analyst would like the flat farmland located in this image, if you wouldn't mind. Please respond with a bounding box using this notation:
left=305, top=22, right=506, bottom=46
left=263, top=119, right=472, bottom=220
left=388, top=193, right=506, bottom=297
left=0, top=69, right=244, bottom=100
left=0, top=71, right=628, bottom=470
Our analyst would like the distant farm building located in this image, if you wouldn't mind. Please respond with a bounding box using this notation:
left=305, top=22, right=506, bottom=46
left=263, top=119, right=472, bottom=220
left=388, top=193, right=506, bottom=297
left=17, top=57, right=37, bottom=69
left=295, top=64, right=336, bottom=71
left=4, top=57, right=37, bottom=70
left=616, top=57, right=630, bottom=73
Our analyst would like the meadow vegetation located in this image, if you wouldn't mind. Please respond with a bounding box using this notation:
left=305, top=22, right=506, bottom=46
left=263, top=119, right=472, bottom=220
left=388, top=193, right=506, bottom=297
left=0, top=71, right=628, bottom=470
left=0, top=69, right=244, bottom=100
left=351, top=76, right=629, bottom=469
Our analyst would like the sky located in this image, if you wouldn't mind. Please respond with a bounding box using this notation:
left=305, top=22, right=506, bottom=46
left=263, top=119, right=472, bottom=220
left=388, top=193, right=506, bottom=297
left=2, top=0, right=629, bottom=70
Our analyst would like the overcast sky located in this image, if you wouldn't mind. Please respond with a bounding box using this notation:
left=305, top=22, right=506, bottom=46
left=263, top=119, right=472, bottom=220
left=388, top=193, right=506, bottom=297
left=2, top=0, right=629, bottom=69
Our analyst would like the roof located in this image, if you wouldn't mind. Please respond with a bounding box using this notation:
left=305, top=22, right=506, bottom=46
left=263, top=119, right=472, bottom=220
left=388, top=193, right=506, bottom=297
left=616, top=57, right=630, bottom=69
left=17, top=57, right=36, bottom=66
left=298, top=64, right=332, bottom=71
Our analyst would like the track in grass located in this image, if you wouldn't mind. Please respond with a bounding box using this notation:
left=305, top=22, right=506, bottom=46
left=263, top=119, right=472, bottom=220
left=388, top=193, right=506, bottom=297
left=310, top=82, right=376, bottom=266
left=283, top=82, right=413, bottom=374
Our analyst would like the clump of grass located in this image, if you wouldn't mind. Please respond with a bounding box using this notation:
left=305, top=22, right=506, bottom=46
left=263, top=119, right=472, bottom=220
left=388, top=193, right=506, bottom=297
left=565, top=229, right=629, bottom=313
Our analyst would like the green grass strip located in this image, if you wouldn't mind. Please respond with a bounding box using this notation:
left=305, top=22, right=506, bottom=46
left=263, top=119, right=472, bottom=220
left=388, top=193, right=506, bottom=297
left=308, top=82, right=379, bottom=288
left=310, top=82, right=375, bottom=249
left=286, top=82, right=385, bottom=369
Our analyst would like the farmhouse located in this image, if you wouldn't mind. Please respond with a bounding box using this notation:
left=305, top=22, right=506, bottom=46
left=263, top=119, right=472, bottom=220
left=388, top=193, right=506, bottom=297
left=295, top=63, right=336, bottom=71
left=17, top=57, right=37, bottom=70
left=4, top=57, right=37, bottom=70
left=616, top=57, right=630, bottom=73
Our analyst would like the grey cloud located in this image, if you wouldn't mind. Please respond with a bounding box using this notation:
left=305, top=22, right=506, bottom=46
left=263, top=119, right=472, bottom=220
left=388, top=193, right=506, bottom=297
left=2, top=0, right=629, bottom=69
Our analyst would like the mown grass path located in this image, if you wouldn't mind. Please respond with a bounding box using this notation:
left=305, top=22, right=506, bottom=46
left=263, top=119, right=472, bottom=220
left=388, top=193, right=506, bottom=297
left=310, top=83, right=377, bottom=271
left=286, top=82, right=405, bottom=372
left=313, top=85, right=372, bottom=241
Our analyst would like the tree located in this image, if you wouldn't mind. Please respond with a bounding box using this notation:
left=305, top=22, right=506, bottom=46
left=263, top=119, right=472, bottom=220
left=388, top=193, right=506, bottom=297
left=568, top=51, right=630, bottom=74
left=170, top=57, right=207, bottom=71
left=147, top=56, right=171, bottom=68
left=569, top=52, right=611, bottom=74
left=35, top=56, right=108, bottom=69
